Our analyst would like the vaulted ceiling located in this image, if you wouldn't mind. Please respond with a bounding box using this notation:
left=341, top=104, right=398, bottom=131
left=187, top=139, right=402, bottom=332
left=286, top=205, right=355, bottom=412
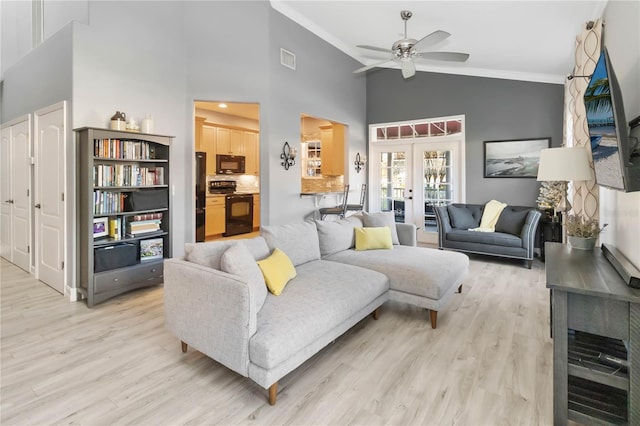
left=271, top=0, right=609, bottom=84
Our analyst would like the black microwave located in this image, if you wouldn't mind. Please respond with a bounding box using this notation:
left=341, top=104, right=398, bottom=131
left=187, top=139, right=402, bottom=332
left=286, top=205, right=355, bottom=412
left=216, top=154, right=245, bottom=174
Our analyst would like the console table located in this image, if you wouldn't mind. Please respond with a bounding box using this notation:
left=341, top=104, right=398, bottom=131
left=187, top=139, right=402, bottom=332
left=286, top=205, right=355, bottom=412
left=546, top=242, right=639, bottom=425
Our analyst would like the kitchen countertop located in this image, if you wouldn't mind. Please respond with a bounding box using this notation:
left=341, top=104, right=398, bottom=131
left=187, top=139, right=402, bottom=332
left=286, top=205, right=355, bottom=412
left=207, top=192, right=259, bottom=197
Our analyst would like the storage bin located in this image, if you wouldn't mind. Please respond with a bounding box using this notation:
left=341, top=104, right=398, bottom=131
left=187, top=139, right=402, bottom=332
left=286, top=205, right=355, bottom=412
left=94, top=243, right=138, bottom=272
left=124, top=189, right=168, bottom=211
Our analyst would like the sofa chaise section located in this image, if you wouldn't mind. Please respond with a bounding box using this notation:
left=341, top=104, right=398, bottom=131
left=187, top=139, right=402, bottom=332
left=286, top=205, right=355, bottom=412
left=315, top=215, right=469, bottom=329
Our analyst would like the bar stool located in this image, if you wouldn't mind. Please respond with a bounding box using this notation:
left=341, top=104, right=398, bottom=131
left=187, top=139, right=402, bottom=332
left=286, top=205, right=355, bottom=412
left=346, top=183, right=367, bottom=212
left=319, top=184, right=350, bottom=220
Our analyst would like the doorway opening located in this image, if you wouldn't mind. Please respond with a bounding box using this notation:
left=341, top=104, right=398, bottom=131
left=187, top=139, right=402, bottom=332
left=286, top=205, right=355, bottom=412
left=193, top=101, right=260, bottom=241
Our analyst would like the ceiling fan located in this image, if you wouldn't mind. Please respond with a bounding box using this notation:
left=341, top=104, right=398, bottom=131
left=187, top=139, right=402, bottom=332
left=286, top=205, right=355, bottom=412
left=353, top=10, right=470, bottom=79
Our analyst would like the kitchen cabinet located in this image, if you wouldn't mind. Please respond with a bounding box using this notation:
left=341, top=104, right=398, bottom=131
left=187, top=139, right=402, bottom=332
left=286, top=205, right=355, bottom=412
left=195, top=117, right=206, bottom=151
left=253, top=194, right=260, bottom=229
left=202, top=126, right=217, bottom=176
left=320, top=123, right=345, bottom=176
left=244, top=132, right=259, bottom=176
left=206, top=196, right=225, bottom=236
left=216, top=128, right=244, bottom=156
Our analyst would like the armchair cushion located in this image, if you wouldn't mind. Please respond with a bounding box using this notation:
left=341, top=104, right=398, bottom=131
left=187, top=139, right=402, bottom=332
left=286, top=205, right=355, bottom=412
left=496, top=208, right=530, bottom=236
left=447, top=205, right=479, bottom=229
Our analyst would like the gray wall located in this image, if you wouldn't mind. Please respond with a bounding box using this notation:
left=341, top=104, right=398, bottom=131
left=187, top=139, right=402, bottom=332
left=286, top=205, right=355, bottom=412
left=266, top=7, right=367, bottom=224
left=366, top=70, right=564, bottom=206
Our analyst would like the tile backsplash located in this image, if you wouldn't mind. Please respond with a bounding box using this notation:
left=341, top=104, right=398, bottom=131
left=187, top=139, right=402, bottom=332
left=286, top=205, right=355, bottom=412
left=207, top=175, right=260, bottom=193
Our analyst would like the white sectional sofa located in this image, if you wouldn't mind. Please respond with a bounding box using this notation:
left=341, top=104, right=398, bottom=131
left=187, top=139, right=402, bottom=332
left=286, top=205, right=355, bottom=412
left=164, top=214, right=469, bottom=405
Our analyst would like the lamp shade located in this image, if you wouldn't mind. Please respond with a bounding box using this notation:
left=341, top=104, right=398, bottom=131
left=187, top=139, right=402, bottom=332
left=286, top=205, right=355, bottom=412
left=536, top=147, right=594, bottom=181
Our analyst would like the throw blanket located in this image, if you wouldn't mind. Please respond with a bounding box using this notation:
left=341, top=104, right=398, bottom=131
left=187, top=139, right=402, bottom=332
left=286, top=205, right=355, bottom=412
left=470, top=200, right=507, bottom=232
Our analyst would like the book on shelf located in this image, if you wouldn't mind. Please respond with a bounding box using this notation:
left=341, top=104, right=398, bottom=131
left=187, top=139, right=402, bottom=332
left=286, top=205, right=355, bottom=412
left=127, top=220, right=161, bottom=234
left=93, top=164, right=165, bottom=187
left=94, top=139, right=151, bottom=160
left=108, top=217, right=123, bottom=240
left=132, top=212, right=163, bottom=221
left=140, top=238, right=163, bottom=261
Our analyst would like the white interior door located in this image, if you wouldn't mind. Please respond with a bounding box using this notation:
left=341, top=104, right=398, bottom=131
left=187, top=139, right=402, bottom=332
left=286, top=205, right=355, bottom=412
left=35, top=103, right=65, bottom=293
left=413, top=140, right=465, bottom=244
left=10, top=118, right=31, bottom=272
left=1, top=126, right=12, bottom=261
left=369, top=144, right=415, bottom=223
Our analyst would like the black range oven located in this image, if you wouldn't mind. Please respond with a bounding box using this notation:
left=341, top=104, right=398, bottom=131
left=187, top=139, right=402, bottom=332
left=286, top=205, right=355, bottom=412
left=224, top=193, right=253, bottom=237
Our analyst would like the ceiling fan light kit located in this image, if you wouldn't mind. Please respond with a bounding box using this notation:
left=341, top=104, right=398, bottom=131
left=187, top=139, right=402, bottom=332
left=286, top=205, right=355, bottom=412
left=353, top=10, right=470, bottom=79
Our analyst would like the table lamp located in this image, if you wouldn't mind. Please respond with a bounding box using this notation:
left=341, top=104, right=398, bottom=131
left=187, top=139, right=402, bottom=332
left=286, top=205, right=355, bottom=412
left=536, top=147, right=594, bottom=214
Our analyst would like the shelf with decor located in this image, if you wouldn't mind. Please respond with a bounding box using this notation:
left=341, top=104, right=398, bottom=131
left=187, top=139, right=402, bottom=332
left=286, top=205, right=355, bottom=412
left=76, top=127, right=173, bottom=307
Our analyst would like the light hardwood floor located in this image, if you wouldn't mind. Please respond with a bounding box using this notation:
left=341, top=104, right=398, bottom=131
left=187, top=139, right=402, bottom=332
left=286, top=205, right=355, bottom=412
left=1, top=255, right=552, bottom=425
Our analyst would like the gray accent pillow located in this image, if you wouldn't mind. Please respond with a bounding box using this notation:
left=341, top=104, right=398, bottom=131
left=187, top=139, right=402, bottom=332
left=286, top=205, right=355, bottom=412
left=220, top=242, right=267, bottom=313
left=242, top=236, right=271, bottom=261
left=362, top=211, right=400, bottom=245
left=496, top=208, right=529, bottom=236
left=185, top=236, right=270, bottom=269
left=315, top=216, right=363, bottom=257
left=261, top=221, right=321, bottom=266
left=184, top=240, right=234, bottom=270
left=447, top=205, right=479, bottom=229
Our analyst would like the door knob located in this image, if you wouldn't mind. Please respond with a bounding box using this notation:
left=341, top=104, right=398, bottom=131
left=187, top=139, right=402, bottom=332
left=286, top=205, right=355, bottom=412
left=34, top=203, right=41, bottom=209
left=405, top=196, right=413, bottom=200
left=5, top=199, right=13, bottom=204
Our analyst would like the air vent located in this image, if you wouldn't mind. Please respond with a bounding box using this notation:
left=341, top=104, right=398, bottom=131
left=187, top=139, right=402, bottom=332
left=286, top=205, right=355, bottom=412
left=280, top=48, right=296, bottom=70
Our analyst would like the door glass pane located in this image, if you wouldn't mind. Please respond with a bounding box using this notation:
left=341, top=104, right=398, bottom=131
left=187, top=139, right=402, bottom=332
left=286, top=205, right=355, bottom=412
left=446, top=119, right=462, bottom=135
left=378, top=151, right=406, bottom=222
left=429, top=122, right=445, bottom=136
left=423, top=150, right=452, bottom=231
left=400, top=124, right=414, bottom=138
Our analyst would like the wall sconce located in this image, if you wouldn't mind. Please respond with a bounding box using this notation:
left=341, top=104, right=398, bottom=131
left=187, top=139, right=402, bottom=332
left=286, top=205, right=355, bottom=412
left=354, top=152, right=366, bottom=173
left=281, top=141, right=297, bottom=170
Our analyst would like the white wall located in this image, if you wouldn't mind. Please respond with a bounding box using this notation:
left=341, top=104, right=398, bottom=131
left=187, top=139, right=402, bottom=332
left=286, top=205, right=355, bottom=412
left=73, top=0, right=189, bottom=259
left=1, top=0, right=33, bottom=76
left=600, top=0, right=640, bottom=268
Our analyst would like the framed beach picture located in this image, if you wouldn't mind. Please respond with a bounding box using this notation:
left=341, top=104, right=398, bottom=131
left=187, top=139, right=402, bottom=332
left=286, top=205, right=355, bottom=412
left=483, top=138, right=551, bottom=178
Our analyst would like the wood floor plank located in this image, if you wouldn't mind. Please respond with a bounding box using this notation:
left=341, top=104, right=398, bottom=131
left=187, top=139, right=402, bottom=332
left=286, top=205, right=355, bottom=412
left=0, top=256, right=553, bottom=424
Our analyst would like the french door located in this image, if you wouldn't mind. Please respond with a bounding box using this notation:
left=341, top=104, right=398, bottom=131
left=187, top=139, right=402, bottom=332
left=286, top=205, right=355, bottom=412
left=371, top=142, right=464, bottom=243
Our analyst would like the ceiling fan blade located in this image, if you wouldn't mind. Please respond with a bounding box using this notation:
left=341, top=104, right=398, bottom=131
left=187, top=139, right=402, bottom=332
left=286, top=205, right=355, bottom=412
left=400, top=59, right=416, bottom=79
left=415, top=51, right=470, bottom=62
left=356, top=44, right=393, bottom=54
left=353, top=58, right=394, bottom=74
left=413, top=30, right=451, bottom=52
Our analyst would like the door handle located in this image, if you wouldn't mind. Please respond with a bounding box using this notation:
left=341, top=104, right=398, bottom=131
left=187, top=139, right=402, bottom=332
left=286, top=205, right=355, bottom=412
left=34, top=203, right=41, bottom=209
left=5, top=199, right=13, bottom=204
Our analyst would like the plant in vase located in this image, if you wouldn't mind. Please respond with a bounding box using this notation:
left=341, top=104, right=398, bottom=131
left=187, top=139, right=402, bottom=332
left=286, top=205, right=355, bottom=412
left=565, top=214, right=608, bottom=250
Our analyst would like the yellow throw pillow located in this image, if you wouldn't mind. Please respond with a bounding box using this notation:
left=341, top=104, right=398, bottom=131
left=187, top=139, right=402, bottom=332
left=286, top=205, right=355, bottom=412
left=256, top=248, right=297, bottom=296
left=354, top=227, right=393, bottom=251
